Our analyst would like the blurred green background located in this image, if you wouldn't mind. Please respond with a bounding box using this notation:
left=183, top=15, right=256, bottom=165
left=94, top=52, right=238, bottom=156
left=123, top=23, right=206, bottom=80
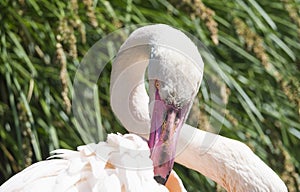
left=0, top=0, right=299, bottom=191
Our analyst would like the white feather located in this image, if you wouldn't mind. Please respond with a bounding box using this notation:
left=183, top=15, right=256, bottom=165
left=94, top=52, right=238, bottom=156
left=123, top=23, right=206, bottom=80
left=0, top=134, right=181, bottom=192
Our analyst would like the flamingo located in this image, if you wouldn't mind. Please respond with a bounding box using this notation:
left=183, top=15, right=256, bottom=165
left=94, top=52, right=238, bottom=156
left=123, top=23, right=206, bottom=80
left=0, top=24, right=287, bottom=192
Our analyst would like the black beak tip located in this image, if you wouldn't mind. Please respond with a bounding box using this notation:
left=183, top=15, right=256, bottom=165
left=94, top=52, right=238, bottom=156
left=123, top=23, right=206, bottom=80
left=154, top=174, right=170, bottom=185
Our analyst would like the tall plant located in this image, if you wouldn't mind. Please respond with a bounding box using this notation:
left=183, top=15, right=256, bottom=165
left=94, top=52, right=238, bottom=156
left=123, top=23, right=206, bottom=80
left=0, top=0, right=299, bottom=191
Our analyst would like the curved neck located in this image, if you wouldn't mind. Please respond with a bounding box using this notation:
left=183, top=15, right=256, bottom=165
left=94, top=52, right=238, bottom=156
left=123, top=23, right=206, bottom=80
left=110, top=45, right=151, bottom=138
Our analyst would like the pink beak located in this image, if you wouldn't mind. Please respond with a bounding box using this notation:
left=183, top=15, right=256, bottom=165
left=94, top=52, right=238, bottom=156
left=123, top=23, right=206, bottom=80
left=148, top=89, right=189, bottom=185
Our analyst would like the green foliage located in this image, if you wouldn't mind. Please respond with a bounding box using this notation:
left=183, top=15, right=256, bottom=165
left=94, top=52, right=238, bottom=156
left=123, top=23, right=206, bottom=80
left=0, top=0, right=299, bottom=191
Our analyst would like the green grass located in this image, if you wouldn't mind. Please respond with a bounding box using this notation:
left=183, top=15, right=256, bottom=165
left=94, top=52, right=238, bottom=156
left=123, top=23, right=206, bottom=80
left=0, top=0, right=300, bottom=191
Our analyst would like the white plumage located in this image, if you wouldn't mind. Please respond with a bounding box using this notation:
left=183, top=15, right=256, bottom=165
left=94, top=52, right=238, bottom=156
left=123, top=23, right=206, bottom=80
left=176, top=124, right=288, bottom=192
left=0, top=133, right=185, bottom=192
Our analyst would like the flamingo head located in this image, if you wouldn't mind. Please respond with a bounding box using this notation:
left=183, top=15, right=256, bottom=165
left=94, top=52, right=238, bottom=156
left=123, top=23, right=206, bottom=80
left=111, top=24, right=204, bottom=185
left=147, top=43, right=202, bottom=185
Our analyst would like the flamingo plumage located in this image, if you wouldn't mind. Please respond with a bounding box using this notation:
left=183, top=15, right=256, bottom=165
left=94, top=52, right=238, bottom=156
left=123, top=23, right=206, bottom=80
left=0, top=133, right=185, bottom=191
left=0, top=24, right=287, bottom=192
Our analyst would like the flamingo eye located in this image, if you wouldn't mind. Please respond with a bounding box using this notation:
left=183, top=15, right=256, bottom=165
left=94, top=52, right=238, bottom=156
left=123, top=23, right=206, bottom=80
left=155, top=80, right=160, bottom=90
left=175, top=112, right=181, bottom=125
left=162, top=121, right=167, bottom=131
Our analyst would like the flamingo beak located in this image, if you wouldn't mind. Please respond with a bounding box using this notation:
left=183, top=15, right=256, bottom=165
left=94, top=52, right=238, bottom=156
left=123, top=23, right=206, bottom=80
left=148, top=90, right=189, bottom=185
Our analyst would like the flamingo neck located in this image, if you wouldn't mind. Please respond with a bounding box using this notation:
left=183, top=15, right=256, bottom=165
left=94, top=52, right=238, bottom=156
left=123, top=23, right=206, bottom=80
left=110, top=45, right=151, bottom=138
